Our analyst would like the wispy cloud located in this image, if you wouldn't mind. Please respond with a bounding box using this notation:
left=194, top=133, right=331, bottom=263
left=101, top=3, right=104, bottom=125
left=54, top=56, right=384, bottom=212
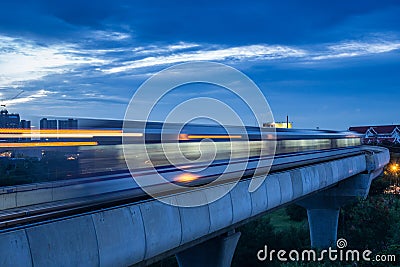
left=312, top=40, right=400, bottom=60
left=131, top=42, right=200, bottom=56
left=89, top=30, right=131, bottom=41
left=1, top=33, right=400, bottom=99
left=2, top=33, right=400, bottom=85
left=0, top=35, right=109, bottom=87
left=103, top=44, right=307, bottom=74
left=101, top=38, right=400, bottom=74
left=1, top=89, right=53, bottom=106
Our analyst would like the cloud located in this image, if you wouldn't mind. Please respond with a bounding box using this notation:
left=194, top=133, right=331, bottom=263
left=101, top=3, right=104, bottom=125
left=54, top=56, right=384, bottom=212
left=0, top=35, right=109, bottom=87
left=312, top=40, right=400, bottom=60
left=103, top=44, right=307, bottom=74
left=89, top=30, right=131, bottom=41
left=100, top=38, right=400, bottom=74
left=2, top=31, right=400, bottom=88
left=131, top=42, right=200, bottom=56
left=1, top=89, right=52, bottom=106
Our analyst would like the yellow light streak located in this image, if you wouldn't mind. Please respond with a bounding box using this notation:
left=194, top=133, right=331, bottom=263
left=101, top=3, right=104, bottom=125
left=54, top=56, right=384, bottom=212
left=0, top=134, right=94, bottom=138
left=0, top=129, right=143, bottom=138
left=122, top=133, right=144, bottom=137
left=173, top=173, right=199, bottom=183
left=0, top=129, right=121, bottom=134
left=179, top=134, right=189, bottom=140
left=186, top=135, right=242, bottom=139
left=0, top=141, right=98, bottom=148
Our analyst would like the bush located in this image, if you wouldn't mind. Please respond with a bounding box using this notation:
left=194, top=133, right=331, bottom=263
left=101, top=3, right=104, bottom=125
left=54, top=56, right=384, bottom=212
left=286, top=204, right=308, bottom=222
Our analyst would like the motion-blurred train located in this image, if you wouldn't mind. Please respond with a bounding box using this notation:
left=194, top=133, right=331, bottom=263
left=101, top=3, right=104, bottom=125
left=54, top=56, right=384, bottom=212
left=0, top=120, right=362, bottom=185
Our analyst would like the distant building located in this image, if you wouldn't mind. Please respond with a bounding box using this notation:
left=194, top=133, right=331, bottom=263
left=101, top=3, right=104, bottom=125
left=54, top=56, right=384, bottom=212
left=0, top=109, right=31, bottom=141
left=20, top=120, right=31, bottom=129
left=349, top=125, right=400, bottom=144
left=263, top=122, right=293, bottom=128
left=58, top=119, right=78, bottom=129
left=0, top=110, right=21, bottom=128
left=40, top=118, right=57, bottom=129
left=39, top=118, right=78, bottom=130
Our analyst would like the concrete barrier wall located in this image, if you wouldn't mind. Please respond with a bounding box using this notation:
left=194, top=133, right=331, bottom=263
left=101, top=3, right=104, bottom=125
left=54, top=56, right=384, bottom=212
left=0, top=230, right=32, bottom=267
left=0, top=148, right=389, bottom=267
left=0, top=177, right=136, bottom=210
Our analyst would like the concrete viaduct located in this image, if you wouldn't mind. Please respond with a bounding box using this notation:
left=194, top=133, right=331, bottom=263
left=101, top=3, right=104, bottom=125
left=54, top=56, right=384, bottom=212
left=0, top=146, right=390, bottom=266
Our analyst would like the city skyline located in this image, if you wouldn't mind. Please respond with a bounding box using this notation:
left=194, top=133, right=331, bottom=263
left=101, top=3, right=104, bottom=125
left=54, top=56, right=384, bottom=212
left=0, top=1, right=399, bottom=129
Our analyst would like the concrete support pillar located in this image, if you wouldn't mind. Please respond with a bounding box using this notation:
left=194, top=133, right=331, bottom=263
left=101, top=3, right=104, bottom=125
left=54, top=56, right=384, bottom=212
left=297, top=172, right=378, bottom=249
left=176, top=231, right=241, bottom=267
left=298, top=194, right=342, bottom=249
left=306, top=208, right=339, bottom=248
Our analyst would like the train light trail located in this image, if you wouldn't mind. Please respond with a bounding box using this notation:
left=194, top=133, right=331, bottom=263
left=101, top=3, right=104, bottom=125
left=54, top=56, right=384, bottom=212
left=179, top=134, right=189, bottom=140
left=173, top=173, right=199, bottom=183
left=0, top=129, right=143, bottom=138
left=0, top=141, right=98, bottom=148
left=186, top=135, right=242, bottom=139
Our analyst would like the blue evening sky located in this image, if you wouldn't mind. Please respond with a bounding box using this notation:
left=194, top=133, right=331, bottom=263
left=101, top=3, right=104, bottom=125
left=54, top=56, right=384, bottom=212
left=0, top=0, right=399, bottom=129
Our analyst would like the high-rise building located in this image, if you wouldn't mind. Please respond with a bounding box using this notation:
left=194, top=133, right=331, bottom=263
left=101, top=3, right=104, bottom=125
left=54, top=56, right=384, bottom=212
left=0, top=109, right=31, bottom=141
left=20, top=120, right=31, bottom=129
left=40, top=118, right=57, bottom=129
left=0, top=109, right=21, bottom=128
left=58, top=119, right=78, bottom=129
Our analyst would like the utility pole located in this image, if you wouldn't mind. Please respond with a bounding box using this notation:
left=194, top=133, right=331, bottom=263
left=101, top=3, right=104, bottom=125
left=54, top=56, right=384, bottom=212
left=286, top=115, right=289, bottom=128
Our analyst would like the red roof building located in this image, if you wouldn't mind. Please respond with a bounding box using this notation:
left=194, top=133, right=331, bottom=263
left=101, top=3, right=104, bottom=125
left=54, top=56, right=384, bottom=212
left=349, top=125, right=400, bottom=144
